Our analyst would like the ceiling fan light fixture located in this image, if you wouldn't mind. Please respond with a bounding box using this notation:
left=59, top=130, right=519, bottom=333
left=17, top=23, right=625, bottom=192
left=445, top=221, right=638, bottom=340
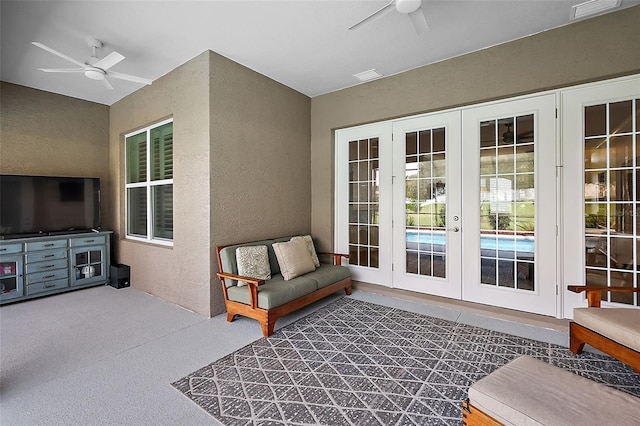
left=396, top=0, right=421, bottom=14
left=570, top=0, right=621, bottom=20
left=84, top=68, right=105, bottom=81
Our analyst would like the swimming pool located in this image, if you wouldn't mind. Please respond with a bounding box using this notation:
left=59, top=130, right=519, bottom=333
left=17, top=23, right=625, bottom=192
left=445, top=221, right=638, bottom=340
left=406, top=230, right=535, bottom=253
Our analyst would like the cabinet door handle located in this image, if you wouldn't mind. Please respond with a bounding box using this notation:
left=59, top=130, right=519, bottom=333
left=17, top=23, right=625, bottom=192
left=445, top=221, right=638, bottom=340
left=43, top=254, right=55, bottom=258
left=84, top=239, right=95, bottom=243
left=43, top=243, right=55, bottom=247
left=44, top=284, right=56, bottom=288
left=0, top=248, right=6, bottom=252
left=41, top=264, right=55, bottom=269
left=42, top=274, right=55, bottom=279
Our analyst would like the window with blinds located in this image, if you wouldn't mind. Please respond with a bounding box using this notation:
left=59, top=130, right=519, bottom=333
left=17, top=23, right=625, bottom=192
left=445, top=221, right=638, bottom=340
left=125, top=119, right=173, bottom=244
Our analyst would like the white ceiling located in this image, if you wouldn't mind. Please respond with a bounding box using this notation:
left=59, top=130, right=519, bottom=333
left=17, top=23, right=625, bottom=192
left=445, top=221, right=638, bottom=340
left=2, top=0, right=638, bottom=106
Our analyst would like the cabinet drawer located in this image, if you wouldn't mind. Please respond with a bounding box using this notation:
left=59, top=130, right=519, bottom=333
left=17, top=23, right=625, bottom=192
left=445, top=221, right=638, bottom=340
left=70, top=236, right=106, bottom=247
left=26, top=239, right=67, bottom=252
left=26, top=249, right=67, bottom=264
left=0, top=243, right=23, bottom=255
left=26, top=278, right=68, bottom=296
left=25, top=259, right=68, bottom=274
left=26, top=268, right=69, bottom=285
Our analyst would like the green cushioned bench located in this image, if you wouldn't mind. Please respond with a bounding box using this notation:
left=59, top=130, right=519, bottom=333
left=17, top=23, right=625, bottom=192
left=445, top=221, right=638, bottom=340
left=216, top=237, right=351, bottom=336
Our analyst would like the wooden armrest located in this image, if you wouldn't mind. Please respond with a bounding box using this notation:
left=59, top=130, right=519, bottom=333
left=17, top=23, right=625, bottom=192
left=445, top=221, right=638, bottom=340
left=567, top=285, right=640, bottom=307
left=216, top=272, right=265, bottom=287
left=317, top=252, right=350, bottom=266
left=217, top=272, right=265, bottom=309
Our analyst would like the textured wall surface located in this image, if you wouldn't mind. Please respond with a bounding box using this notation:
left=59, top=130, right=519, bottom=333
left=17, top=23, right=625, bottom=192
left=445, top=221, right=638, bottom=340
left=208, top=51, right=311, bottom=315
left=310, top=6, right=640, bottom=251
left=0, top=82, right=111, bottom=227
left=107, top=50, right=310, bottom=317
left=109, top=52, right=212, bottom=316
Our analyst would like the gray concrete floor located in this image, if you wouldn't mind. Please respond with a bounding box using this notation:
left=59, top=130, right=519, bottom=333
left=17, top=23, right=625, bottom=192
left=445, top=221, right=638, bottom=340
left=0, top=285, right=569, bottom=425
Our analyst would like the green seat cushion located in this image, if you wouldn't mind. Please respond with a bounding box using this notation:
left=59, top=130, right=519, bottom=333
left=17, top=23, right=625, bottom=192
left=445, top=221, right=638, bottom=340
left=303, top=264, right=351, bottom=289
left=226, top=273, right=318, bottom=309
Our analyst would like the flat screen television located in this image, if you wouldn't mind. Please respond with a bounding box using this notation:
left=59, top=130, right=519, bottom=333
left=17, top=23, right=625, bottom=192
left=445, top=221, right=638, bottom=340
left=0, top=175, right=100, bottom=239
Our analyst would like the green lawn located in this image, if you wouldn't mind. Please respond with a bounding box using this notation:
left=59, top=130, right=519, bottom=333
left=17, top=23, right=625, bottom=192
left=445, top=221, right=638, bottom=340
left=405, top=202, right=535, bottom=231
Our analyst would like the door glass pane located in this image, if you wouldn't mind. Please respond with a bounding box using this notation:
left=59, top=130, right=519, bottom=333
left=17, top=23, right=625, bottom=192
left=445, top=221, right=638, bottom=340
left=583, top=99, right=639, bottom=306
left=75, top=252, right=88, bottom=265
left=0, top=260, right=19, bottom=294
left=89, top=250, right=101, bottom=263
left=479, top=116, right=535, bottom=291
left=405, top=127, right=446, bottom=278
left=347, top=137, right=379, bottom=269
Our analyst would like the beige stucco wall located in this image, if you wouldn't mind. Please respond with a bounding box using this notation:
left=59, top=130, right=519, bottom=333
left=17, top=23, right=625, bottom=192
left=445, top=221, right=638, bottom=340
left=208, top=51, right=311, bottom=315
left=0, top=82, right=111, bottom=228
left=310, top=6, right=640, bottom=251
left=109, top=52, right=212, bottom=316
left=108, top=50, right=310, bottom=317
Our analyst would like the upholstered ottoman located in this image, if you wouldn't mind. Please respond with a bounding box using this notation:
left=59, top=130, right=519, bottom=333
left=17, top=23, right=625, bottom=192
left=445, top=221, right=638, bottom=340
left=463, top=355, right=640, bottom=425
left=573, top=307, right=640, bottom=352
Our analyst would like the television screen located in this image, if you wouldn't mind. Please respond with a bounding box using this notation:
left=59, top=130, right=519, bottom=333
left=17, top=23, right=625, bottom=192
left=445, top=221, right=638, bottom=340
left=0, top=175, right=100, bottom=238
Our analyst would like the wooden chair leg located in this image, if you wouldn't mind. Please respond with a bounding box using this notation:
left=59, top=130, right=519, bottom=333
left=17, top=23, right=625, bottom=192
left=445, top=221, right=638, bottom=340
left=569, top=322, right=585, bottom=354
left=570, top=335, right=585, bottom=354
left=261, top=318, right=276, bottom=337
left=226, top=312, right=235, bottom=322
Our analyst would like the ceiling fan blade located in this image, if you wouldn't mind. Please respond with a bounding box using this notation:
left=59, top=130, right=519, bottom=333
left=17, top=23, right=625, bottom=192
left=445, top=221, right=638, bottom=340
left=32, top=42, right=86, bottom=67
left=106, top=70, right=152, bottom=85
left=102, top=77, right=114, bottom=90
left=349, top=0, right=396, bottom=30
left=408, top=6, right=429, bottom=35
left=93, top=51, right=125, bottom=70
left=38, top=68, right=85, bottom=73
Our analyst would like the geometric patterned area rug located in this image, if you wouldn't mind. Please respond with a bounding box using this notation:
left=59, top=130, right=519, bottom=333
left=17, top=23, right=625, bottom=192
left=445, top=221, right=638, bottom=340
left=172, top=298, right=640, bottom=425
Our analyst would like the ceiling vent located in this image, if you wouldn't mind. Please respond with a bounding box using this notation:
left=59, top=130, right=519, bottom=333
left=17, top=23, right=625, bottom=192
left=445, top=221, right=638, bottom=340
left=570, top=0, right=621, bottom=20
left=353, top=69, right=383, bottom=82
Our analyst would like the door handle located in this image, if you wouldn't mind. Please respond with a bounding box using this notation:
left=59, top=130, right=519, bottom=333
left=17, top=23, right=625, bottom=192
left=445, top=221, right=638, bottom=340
left=448, top=226, right=460, bottom=232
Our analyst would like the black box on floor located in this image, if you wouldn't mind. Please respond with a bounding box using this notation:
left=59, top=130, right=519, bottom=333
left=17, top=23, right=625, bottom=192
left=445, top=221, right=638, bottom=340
left=109, top=264, right=130, bottom=289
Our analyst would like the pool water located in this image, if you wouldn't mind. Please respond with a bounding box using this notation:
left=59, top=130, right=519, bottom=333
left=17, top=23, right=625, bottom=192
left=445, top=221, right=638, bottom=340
left=406, top=230, right=535, bottom=253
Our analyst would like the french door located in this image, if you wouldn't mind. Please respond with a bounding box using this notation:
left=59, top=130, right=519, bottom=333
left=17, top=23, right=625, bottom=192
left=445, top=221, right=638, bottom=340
left=335, top=122, right=393, bottom=286
left=562, top=77, right=640, bottom=317
left=462, top=95, right=557, bottom=316
left=336, top=94, right=558, bottom=316
left=392, top=112, right=462, bottom=299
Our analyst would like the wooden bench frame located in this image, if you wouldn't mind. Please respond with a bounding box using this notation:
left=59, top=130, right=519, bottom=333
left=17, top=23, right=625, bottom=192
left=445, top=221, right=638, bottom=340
left=216, top=245, right=351, bottom=337
left=462, top=400, right=502, bottom=426
left=568, top=285, right=640, bottom=374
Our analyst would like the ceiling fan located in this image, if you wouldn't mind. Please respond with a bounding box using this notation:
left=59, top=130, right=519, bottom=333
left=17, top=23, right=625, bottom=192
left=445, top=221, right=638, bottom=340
left=32, top=37, right=152, bottom=90
left=349, top=0, right=429, bottom=35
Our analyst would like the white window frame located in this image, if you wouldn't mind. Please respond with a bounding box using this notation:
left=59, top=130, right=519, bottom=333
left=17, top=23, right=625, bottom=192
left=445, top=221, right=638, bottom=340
left=124, top=118, right=173, bottom=246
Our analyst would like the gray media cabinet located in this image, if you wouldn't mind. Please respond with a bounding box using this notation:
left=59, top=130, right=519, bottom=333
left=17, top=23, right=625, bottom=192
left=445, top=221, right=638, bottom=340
left=0, top=231, right=112, bottom=305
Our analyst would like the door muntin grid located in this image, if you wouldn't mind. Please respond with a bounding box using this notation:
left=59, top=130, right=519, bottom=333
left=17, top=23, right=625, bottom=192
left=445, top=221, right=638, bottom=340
left=584, top=99, right=639, bottom=306
left=405, top=128, right=447, bottom=278
left=348, top=138, right=380, bottom=268
left=479, top=114, right=536, bottom=291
